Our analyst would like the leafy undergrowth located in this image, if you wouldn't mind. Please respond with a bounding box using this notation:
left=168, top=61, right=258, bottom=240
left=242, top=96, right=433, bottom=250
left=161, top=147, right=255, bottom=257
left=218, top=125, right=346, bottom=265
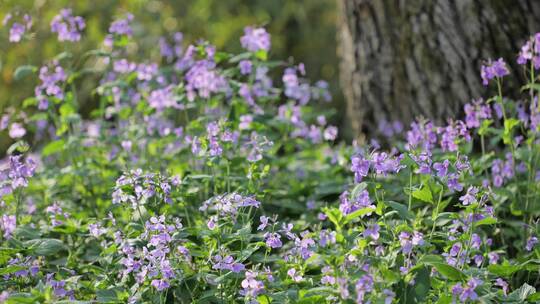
left=1, top=9, right=540, bottom=304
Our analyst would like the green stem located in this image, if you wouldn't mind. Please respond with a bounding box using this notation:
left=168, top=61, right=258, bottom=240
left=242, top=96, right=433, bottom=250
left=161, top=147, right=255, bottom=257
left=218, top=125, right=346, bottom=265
left=408, top=170, right=413, bottom=211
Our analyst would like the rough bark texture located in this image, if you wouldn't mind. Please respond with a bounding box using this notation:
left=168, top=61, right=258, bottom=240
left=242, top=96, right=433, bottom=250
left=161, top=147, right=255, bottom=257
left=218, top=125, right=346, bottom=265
left=338, top=0, right=540, bottom=137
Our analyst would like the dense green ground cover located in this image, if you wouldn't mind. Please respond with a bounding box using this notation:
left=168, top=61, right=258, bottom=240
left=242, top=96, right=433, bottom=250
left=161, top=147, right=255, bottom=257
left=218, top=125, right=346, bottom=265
left=0, top=7, right=540, bottom=304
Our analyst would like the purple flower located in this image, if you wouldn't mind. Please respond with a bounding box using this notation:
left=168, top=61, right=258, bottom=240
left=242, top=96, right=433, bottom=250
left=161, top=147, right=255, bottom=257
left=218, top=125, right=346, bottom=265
left=412, top=231, right=424, bottom=246
left=481, top=58, right=510, bottom=86
left=0, top=291, right=8, bottom=302
left=9, top=23, right=25, bottom=42
left=207, top=216, right=217, bottom=230
left=339, top=190, right=374, bottom=216
left=460, top=278, right=482, bottom=302
left=185, top=60, right=229, bottom=101
left=320, top=266, right=335, bottom=285
left=399, top=232, right=413, bottom=254
left=319, top=230, right=337, bottom=247
left=450, top=242, right=462, bottom=257
left=113, top=59, right=136, bottom=73
left=50, top=9, right=85, bottom=42
left=239, top=60, right=252, bottom=75
left=350, top=156, right=370, bottom=183
left=473, top=254, right=483, bottom=267
left=371, top=151, right=405, bottom=175
left=517, top=33, right=540, bottom=69
left=383, top=289, right=395, bottom=304
left=212, top=255, right=244, bottom=273
left=151, top=279, right=170, bottom=291
left=464, top=98, right=492, bottom=129
left=363, top=224, right=380, bottom=241
left=283, top=68, right=311, bottom=104
left=1, top=155, right=36, bottom=194
left=287, top=268, right=303, bottom=282
left=406, top=120, right=437, bottom=151
left=495, top=278, right=509, bottom=295
left=148, top=86, right=181, bottom=110
left=264, top=232, right=282, bottom=248
left=526, top=236, right=538, bottom=251
left=488, top=252, right=499, bottom=264
left=241, top=270, right=264, bottom=298
left=240, top=26, right=271, bottom=52
left=35, top=62, right=67, bottom=110
left=8, top=123, right=26, bottom=139
left=136, top=63, right=158, bottom=81
left=324, top=126, right=338, bottom=141
left=447, top=174, right=463, bottom=192
left=0, top=215, right=16, bottom=239
left=355, top=274, right=374, bottom=303
left=88, top=223, right=107, bottom=238
left=471, top=233, right=481, bottom=249
left=104, top=13, right=133, bottom=46
left=257, top=215, right=270, bottom=231
left=6, top=14, right=32, bottom=43
left=433, top=159, right=450, bottom=177
left=459, top=186, right=478, bottom=205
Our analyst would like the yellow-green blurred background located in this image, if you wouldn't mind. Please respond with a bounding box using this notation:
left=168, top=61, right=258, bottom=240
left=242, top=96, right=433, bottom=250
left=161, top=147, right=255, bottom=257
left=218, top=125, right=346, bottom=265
left=0, top=0, right=340, bottom=112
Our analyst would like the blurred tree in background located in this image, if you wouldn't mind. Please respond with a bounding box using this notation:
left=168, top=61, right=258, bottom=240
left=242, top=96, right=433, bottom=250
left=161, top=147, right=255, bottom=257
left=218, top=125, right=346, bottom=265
left=0, top=0, right=341, bottom=146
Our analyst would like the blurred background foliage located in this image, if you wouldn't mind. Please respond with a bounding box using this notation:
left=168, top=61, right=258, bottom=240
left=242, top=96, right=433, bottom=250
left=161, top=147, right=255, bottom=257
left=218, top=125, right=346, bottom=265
left=0, top=0, right=341, bottom=122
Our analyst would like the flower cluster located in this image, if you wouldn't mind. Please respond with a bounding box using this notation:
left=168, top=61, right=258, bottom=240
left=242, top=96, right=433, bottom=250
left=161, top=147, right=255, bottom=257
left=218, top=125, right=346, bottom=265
left=3, top=13, right=32, bottom=43
left=50, top=8, right=85, bottom=42
left=119, top=215, right=184, bottom=292
left=112, top=169, right=179, bottom=208
left=0, top=155, right=36, bottom=198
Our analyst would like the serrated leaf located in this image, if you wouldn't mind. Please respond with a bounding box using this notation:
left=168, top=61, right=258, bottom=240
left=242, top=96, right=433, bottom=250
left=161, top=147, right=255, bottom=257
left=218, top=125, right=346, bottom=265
left=508, top=283, right=536, bottom=302
left=412, top=186, right=433, bottom=203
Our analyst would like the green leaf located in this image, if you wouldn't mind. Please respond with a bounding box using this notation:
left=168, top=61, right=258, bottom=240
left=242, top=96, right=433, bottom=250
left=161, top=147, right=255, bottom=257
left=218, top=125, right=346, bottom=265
left=255, top=50, right=268, bottom=61
left=350, top=182, right=368, bottom=200
left=425, top=262, right=466, bottom=281
left=507, top=283, right=536, bottom=302
left=22, top=97, right=37, bottom=108
left=25, top=238, right=66, bottom=256
left=323, top=207, right=344, bottom=230
left=475, top=217, right=497, bottom=226
left=14, top=65, right=37, bottom=81
left=478, top=119, right=493, bottom=136
left=528, top=292, right=540, bottom=301
left=418, top=254, right=445, bottom=264
left=96, top=288, right=126, bottom=303
left=488, top=263, right=522, bottom=277
left=299, top=287, right=336, bottom=298
left=0, top=247, right=20, bottom=264
left=257, top=295, right=272, bottom=304
left=42, top=139, right=65, bottom=157
left=59, top=103, right=76, bottom=117
left=0, top=265, right=26, bottom=275
left=385, top=201, right=414, bottom=220
left=7, top=141, right=29, bottom=154
left=344, top=206, right=376, bottom=223
left=411, top=266, right=431, bottom=302
left=503, top=118, right=520, bottom=145
left=412, top=185, right=433, bottom=203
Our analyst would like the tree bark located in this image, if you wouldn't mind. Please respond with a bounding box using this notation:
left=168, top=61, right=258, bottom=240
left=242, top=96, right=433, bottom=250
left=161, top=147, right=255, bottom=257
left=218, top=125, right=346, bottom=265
left=337, top=0, right=540, bottom=137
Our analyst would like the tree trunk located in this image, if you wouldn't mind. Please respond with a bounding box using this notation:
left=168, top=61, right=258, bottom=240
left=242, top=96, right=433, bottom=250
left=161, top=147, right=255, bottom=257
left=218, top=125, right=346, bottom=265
left=337, top=0, right=540, bottom=138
